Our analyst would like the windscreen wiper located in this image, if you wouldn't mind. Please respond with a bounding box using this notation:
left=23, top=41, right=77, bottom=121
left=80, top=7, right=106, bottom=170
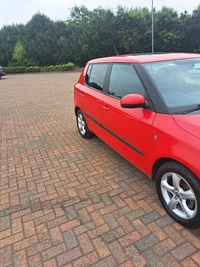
left=183, top=104, right=200, bottom=114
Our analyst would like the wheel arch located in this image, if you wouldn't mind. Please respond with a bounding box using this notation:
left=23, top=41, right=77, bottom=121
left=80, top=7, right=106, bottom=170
left=75, top=106, right=80, bottom=116
left=152, top=158, right=181, bottom=181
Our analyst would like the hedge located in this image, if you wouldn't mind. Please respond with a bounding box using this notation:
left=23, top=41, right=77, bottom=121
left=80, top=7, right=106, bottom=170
left=4, top=63, right=74, bottom=74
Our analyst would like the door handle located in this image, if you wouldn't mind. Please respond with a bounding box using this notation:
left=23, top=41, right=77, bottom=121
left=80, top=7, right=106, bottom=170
left=80, top=92, right=84, bottom=98
left=103, top=105, right=109, bottom=112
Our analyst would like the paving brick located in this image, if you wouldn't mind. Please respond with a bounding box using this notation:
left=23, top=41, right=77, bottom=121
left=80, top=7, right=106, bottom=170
left=65, top=206, right=78, bottom=220
left=147, top=222, right=168, bottom=241
left=108, top=241, right=127, bottom=264
left=164, top=225, right=185, bottom=245
left=142, top=249, right=165, bottom=267
left=63, top=230, right=78, bottom=249
left=0, top=215, right=10, bottom=231
left=73, top=251, right=99, bottom=267
left=36, top=223, right=50, bottom=241
left=28, top=254, right=43, bottom=267
left=74, top=221, right=95, bottom=235
left=57, top=247, right=82, bottom=266
left=191, top=251, right=200, bottom=266
left=153, top=238, right=176, bottom=256
left=92, top=255, right=117, bottom=267
left=181, top=257, right=198, bottom=267
left=77, top=208, right=91, bottom=223
left=88, top=224, right=110, bottom=239
left=0, top=232, right=24, bottom=249
left=103, top=227, right=125, bottom=244
left=125, top=245, right=147, bottom=267
left=93, top=237, right=111, bottom=259
left=78, top=233, right=94, bottom=254
left=181, top=229, right=200, bottom=249
left=117, top=216, right=135, bottom=234
left=132, top=219, right=150, bottom=237
left=13, top=249, right=28, bottom=267
left=0, top=245, right=13, bottom=267
left=171, top=242, right=196, bottom=260
left=161, top=253, right=181, bottom=267
left=43, top=258, right=57, bottom=267
left=90, top=211, right=105, bottom=226
left=42, top=243, right=66, bottom=261
left=13, top=235, right=38, bottom=252
left=60, top=218, right=81, bottom=232
left=135, top=234, right=159, bottom=252
left=103, top=213, right=119, bottom=230
left=118, top=231, right=141, bottom=248
left=49, top=226, right=63, bottom=245
left=12, top=217, right=23, bottom=234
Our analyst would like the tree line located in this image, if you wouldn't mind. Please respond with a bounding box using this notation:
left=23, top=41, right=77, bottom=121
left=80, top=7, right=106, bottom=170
left=0, top=5, right=200, bottom=67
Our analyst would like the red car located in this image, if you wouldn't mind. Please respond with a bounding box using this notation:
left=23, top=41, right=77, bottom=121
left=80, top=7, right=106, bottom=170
left=74, top=53, right=200, bottom=228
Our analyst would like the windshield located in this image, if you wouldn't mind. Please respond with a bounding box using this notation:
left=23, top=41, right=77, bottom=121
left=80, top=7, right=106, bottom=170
left=143, top=58, right=200, bottom=113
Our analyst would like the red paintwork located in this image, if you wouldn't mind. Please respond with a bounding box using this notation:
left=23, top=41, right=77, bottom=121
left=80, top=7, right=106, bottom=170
left=74, top=53, right=200, bottom=181
left=88, top=53, right=200, bottom=64
left=121, top=94, right=145, bottom=106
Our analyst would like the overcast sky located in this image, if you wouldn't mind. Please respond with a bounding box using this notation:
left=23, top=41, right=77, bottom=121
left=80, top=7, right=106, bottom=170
left=1, top=0, right=200, bottom=29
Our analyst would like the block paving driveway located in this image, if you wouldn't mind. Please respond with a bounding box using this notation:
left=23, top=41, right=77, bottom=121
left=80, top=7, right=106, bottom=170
left=0, top=72, right=200, bottom=267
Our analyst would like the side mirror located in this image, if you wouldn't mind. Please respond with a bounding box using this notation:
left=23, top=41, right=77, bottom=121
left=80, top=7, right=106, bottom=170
left=121, top=94, right=146, bottom=108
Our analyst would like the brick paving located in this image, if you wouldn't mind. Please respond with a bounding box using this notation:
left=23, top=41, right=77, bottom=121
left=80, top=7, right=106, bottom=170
left=0, top=72, right=200, bottom=267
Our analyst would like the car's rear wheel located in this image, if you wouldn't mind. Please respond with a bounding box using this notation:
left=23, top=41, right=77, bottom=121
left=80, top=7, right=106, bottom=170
left=156, top=161, right=200, bottom=228
left=76, top=110, right=93, bottom=139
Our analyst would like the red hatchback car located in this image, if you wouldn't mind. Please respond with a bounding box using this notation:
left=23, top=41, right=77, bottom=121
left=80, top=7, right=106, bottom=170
left=74, top=53, right=200, bottom=228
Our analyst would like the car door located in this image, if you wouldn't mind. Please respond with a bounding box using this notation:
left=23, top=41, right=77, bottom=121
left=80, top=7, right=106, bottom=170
left=77, top=63, right=108, bottom=140
left=102, top=63, right=156, bottom=172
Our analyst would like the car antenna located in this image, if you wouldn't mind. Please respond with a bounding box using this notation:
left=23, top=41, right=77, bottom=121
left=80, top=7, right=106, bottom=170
left=113, top=45, right=119, bottom=55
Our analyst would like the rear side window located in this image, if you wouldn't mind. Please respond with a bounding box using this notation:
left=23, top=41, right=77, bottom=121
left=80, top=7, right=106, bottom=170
left=109, top=64, right=145, bottom=99
left=86, top=64, right=108, bottom=91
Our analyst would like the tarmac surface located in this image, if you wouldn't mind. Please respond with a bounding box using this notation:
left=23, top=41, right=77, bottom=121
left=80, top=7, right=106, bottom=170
left=0, top=72, right=200, bottom=267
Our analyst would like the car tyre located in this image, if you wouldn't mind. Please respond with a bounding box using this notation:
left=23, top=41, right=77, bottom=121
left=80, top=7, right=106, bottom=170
left=155, top=161, right=200, bottom=228
left=76, top=110, right=93, bottom=139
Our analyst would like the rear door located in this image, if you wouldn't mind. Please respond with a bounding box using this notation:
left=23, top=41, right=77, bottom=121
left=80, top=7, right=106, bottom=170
left=102, top=63, right=156, bottom=172
left=77, top=63, right=109, bottom=140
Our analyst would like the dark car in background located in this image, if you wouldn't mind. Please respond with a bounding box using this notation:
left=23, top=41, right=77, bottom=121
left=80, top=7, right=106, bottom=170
left=0, top=66, right=6, bottom=78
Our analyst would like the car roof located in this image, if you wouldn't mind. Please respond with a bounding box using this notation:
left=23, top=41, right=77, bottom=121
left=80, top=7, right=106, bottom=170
left=88, top=53, right=200, bottom=64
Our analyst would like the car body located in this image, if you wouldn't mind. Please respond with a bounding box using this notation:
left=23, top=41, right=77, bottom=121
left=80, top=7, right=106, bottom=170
left=0, top=66, right=6, bottom=78
left=74, top=53, right=200, bottom=228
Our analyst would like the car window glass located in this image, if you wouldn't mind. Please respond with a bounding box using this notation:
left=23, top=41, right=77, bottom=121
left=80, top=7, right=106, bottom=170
left=108, top=64, right=145, bottom=99
left=85, top=64, right=92, bottom=85
left=143, top=59, right=200, bottom=111
left=87, top=64, right=108, bottom=91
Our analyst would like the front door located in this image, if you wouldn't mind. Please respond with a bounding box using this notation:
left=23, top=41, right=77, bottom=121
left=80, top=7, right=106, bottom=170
left=102, top=64, right=156, bottom=172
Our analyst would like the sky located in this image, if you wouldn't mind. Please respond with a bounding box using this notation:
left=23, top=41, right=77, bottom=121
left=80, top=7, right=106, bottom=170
left=1, top=0, right=200, bottom=29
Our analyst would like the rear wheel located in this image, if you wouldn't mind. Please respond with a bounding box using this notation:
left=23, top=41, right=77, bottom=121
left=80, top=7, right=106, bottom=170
left=76, top=110, right=93, bottom=139
left=155, top=161, right=200, bottom=228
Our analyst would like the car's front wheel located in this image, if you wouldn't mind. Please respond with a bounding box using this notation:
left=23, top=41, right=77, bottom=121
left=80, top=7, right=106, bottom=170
left=156, top=161, right=200, bottom=228
left=76, top=110, right=93, bottom=139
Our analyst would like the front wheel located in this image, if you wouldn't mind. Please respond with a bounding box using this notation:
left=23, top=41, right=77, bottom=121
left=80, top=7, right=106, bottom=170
left=155, top=161, right=200, bottom=228
left=76, top=110, right=93, bottom=139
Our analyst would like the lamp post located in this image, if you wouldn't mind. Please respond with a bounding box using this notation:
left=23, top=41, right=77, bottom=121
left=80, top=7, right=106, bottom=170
left=152, top=0, right=154, bottom=53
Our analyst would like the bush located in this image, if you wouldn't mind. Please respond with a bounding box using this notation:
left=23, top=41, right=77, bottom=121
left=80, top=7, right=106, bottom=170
left=55, top=62, right=74, bottom=71
left=43, top=65, right=54, bottom=72
left=4, top=66, right=25, bottom=73
left=25, top=66, right=41, bottom=73
left=4, top=63, right=75, bottom=74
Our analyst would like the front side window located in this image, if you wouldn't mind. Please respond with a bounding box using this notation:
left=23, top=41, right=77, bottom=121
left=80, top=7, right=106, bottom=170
left=86, top=64, right=108, bottom=91
left=108, top=64, right=145, bottom=99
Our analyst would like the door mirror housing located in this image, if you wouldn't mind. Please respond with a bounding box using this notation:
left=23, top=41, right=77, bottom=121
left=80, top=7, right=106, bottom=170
left=121, top=94, right=146, bottom=108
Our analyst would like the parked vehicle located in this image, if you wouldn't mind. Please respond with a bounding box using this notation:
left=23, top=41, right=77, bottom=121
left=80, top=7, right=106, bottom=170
left=0, top=66, right=6, bottom=78
left=74, top=53, right=200, bottom=228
